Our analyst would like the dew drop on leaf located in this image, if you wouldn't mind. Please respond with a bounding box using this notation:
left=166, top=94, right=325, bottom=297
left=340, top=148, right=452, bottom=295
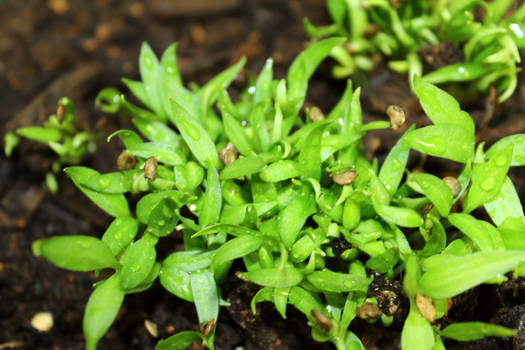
left=481, top=177, right=496, bottom=191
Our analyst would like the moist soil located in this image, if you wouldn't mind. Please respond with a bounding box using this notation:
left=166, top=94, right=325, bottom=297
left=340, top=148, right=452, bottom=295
left=1, top=1, right=525, bottom=349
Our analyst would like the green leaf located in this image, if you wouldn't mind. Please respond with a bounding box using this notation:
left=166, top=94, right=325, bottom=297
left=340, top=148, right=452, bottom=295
left=306, top=269, right=371, bottom=292
left=102, top=216, right=139, bottom=256
left=240, top=267, right=303, bottom=288
left=120, top=233, right=158, bottom=290
left=405, top=124, right=474, bottom=163
left=198, top=57, right=246, bottom=113
left=287, top=38, right=345, bottom=113
left=486, top=134, right=525, bottom=166
left=419, top=251, right=525, bottom=298
left=190, top=269, right=219, bottom=324
left=379, top=125, right=414, bottom=196
left=170, top=100, right=220, bottom=168
left=298, top=122, right=325, bottom=181
left=439, top=322, right=516, bottom=341
left=200, top=163, right=222, bottom=226
left=448, top=213, right=503, bottom=252
left=279, top=193, right=316, bottom=248
left=484, top=177, right=524, bottom=226
left=222, top=112, right=255, bottom=156
left=254, top=58, right=274, bottom=104
left=211, top=235, right=262, bottom=275
left=32, top=235, right=118, bottom=272
left=422, top=63, right=489, bottom=84
left=159, top=43, right=183, bottom=115
left=260, top=160, right=300, bottom=182
left=463, top=144, right=513, bottom=212
left=408, top=173, right=453, bottom=217
left=401, top=300, right=435, bottom=350
left=127, top=142, right=185, bottom=166
left=420, top=216, right=446, bottom=258
left=64, top=167, right=136, bottom=194
left=288, top=286, right=326, bottom=322
left=155, top=331, right=204, bottom=350
left=132, top=118, right=180, bottom=146
left=499, top=217, right=525, bottom=250
left=135, top=190, right=187, bottom=225
left=413, top=76, right=475, bottom=134
left=159, top=266, right=193, bottom=302
left=375, top=205, right=423, bottom=228
left=366, top=248, right=399, bottom=274
left=220, top=155, right=266, bottom=180
left=138, top=42, right=164, bottom=115
left=107, top=129, right=143, bottom=149
left=16, top=127, right=61, bottom=143
left=83, top=273, right=125, bottom=350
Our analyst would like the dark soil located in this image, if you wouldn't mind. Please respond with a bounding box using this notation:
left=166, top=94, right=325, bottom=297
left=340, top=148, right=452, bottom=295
left=1, top=1, right=525, bottom=349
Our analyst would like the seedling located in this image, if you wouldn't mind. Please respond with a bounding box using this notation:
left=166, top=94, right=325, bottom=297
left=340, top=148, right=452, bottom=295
left=4, top=98, right=97, bottom=193
left=32, top=40, right=525, bottom=350
left=305, top=0, right=525, bottom=101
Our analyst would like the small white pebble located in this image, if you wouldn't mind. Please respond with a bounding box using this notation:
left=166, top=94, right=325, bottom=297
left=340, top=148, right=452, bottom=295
left=144, top=319, right=159, bottom=338
left=31, top=312, right=54, bottom=332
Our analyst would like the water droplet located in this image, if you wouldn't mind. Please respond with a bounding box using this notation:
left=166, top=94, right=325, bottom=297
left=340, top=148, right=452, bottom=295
left=481, top=177, right=496, bottom=191
left=131, top=264, right=141, bottom=273
left=495, top=154, right=507, bottom=167
left=158, top=220, right=165, bottom=226
left=99, top=178, right=109, bottom=187
left=516, top=136, right=524, bottom=143
left=143, top=53, right=154, bottom=69
left=179, top=119, right=200, bottom=141
left=166, top=66, right=174, bottom=74
left=416, top=136, right=446, bottom=155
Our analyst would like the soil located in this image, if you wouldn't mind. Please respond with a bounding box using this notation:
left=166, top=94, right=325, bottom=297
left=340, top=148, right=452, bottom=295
left=1, top=1, right=525, bottom=350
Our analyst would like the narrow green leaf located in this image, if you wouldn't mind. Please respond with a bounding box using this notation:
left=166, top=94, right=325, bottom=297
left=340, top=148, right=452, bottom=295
left=288, top=286, right=326, bottom=322
left=440, top=322, right=516, bottom=341
left=102, top=216, right=139, bottom=256
left=420, top=216, right=446, bottom=257
left=220, top=156, right=266, bottom=180
left=298, top=123, right=325, bottom=181
left=279, top=193, right=316, bottom=248
left=16, top=127, right=61, bottom=143
left=32, top=235, right=118, bottom=272
left=240, top=267, right=303, bottom=288
left=486, top=134, right=525, bottom=166
left=190, top=269, right=219, bottom=324
left=222, top=112, right=255, bottom=156
left=401, top=300, right=435, bottom=350
left=107, top=129, right=143, bottom=149
left=419, top=251, right=525, bottom=298
left=448, top=213, right=503, bottom=251
left=413, top=76, right=475, bottom=134
left=127, top=142, right=185, bottom=166
left=375, top=205, right=423, bottom=228
left=254, top=58, right=273, bottom=104
left=159, top=43, right=183, bottom=115
left=287, top=38, right=345, bottom=113
left=499, top=217, right=525, bottom=250
left=120, top=233, right=158, bottom=290
left=138, top=42, right=164, bottom=115
left=170, top=100, right=220, bottom=168
left=64, top=167, right=136, bottom=194
left=211, top=235, right=262, bottom=274
left=405, top=124, right=474, bottom=163
left=159, top=266, right=193, bottom=302
left=155, top=331, right=204, bottom=350
left=379, top=125, right=414, bottom=196
left=84, top=273, right=125, bottom=350
left=200, top=163, right=221, bottom=226
left=408, top=173, right=453, bottom=217
left=136, top=190, right=187, bottom=224
left=132, top=118, right=180, bottom=146
left=198, top=57, right=246, bottom=112
left=484, top=177, right=524, bottom=226
left=463, top=144, right=513, bottom=212
left=306, top=269, right=371, bottom=292
left=260, top=160, right=300, bottom=183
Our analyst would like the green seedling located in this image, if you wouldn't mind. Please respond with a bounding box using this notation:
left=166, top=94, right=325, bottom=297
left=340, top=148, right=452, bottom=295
left=4, top=97, right=97, bottom=193
left=306, top=0, right=525, bottom=101
left=32, top=40, right=525, bottom=350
